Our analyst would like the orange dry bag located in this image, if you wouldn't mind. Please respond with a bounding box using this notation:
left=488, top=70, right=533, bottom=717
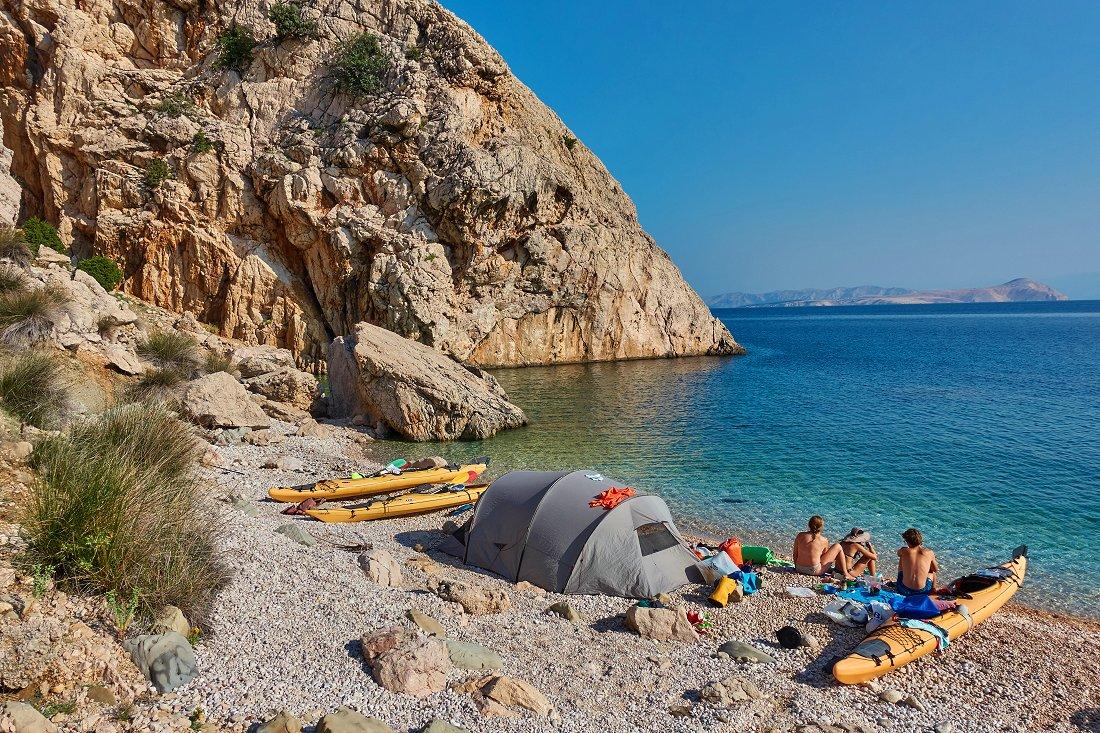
left=719, top=537, right=744, bottom=566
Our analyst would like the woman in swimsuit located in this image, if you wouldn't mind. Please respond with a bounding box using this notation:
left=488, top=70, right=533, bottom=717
left=840, top=528, right=878, bottom=576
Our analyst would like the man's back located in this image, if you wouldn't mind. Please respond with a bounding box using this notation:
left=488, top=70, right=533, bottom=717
left=898, top=546, right=936, bottom=589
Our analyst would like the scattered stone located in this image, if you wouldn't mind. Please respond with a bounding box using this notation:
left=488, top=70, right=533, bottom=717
left=122, top=632, right=197, bottom=693
left=413, top=543, right=426, bottom=553
left=420, top=720, right=466, bottom=733
left=315, top=707, right=393, bottom=733
left=700, top=676, right=763, bottom=706
left=668, top=703, right=693, bottom=717
left=257, top=710, right=303, bottom=733
left=276, top=455, right=304, bottom=471
left=440, top=520, right=461, bottom=535
left=717, top=640, right=777, bottom=664
left=150, top=605, right=190, bottom=637
left=515, top=581, right=545, bottom=596
left=455, top=675, right=553, bottom=717
left=406, top=609, right=445, bottom=637
left=229, top=495, right=260, bottom=517
left=445, top=639, right=503, bottom=670
left=200, top=450, right=223, bottom=468
left=546, top=601, right=582, bottom=624
left=275, top=524, right=316, bottom=547
left=358, top=550, right=402, bottom=587
left=903, top=694, right=927, bottom=712
left=426, top=577, right=511, bottom=615
left=5, top=441, right=33, bottom=461
left=102, top=343, right=144, bottom=375
left=0, top=614, right=65, bottom=689
left=878, top=689, right=905, bottom=705
left=244, top=429, right=284, bottom=446
left=360, top=627, right=451, bottom=697
left=0, top=701, right=58, bottom=733
left=86, top=684, right=117, bottom=706
left=624, top=604, right=699, bottom=643
left=296, top=418, right=332, bottom=438
left=405, top=556, right=441, bottom=575
left=180, top=371, right=272, bottom=429
left=934, top=723, right=955, bottom=733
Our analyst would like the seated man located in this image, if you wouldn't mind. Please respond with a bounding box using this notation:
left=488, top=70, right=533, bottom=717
left=793, top=515, right=854, bottom=579
left=840, top=528, right=878, bottom=576
left=896, top=527, right=939, bottom=595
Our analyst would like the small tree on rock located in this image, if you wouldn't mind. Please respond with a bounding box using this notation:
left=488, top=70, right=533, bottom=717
left=330, top=32, right=390, bottom=97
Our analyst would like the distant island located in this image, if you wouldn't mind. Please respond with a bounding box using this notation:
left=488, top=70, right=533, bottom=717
left=707, top=278, right=1069, bottom=308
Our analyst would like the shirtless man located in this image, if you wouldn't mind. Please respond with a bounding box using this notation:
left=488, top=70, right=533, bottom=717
left=793, top=515, right=854, bottom=579
left=896, top=527, right=939, bottom=595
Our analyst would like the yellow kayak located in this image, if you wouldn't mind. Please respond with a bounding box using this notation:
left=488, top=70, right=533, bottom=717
left=268, top=463, right=487, bottom=503
left=833, top=545, right=1027, bottom=685
left=304, top=484, right=489, bottom=523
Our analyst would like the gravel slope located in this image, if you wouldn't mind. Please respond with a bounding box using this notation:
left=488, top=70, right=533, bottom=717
left=171, top=422, right=1100, bottom=733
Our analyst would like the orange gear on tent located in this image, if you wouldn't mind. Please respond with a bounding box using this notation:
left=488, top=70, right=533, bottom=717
left=589, top=486, right=637, bottom=510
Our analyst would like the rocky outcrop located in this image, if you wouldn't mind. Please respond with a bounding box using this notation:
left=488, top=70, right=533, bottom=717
left=328, top=322, right=526, bottom=441
left=624, top=604, right=699, bottom=643
left=121, top=631, right=198, bottom=693
left=0, top=139, right=17, bottom=226
left=0, top=0, right=739, bottom=369
left=359, top=626, right=450, bottom=697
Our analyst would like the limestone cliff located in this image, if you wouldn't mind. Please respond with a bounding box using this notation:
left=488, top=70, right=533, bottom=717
left=0, top=0, right=740, bottom=367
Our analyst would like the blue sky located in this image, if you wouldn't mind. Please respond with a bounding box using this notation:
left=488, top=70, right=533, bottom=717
left=442, top=1, right=1100, bottom=299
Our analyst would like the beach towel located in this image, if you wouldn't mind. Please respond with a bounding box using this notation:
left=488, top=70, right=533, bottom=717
left=588, top=487, right=636, bottom=510
left=730, top=569, right=760, bottom=595
left=899, top=618, right=950, bottom=651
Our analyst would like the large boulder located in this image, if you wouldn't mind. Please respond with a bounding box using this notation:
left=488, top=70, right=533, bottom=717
left=358, top=550, right=402, bottom=587
left=0, top=614, right=65, bottom=690
left=0, top=701, right=58, bottom=733
left=359, top=627, right=451, bottom=697
left=181, top=372, right=272, bottom=429
left=327, top=323, right=526, bottom=441
left=235, top=345, right=319, bottom=409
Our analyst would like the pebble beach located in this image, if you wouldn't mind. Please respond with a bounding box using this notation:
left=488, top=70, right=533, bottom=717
left=167, top=419, right=1100, bottom=733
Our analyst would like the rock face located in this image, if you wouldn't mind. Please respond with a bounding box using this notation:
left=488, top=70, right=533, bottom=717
left=358, top=549, right=402, bottom=587
left=328, top=323, right=527, bottom=441
left=0, top=0, right=739, bottom=369
left=0, top=140, right=18, bottom=226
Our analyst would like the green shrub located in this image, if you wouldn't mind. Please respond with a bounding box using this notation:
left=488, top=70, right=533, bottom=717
left=202, top=351, right=234, bottom=375
left=215, top=24, right=257, bottom=72
left=0, top=226, right=33, bottom=266
left=330, top=32, right=389, bottom=96
left=0, top=266, right=27, bottom=295
left=24, top=404, right=229, bottom=624
left=269, top=2, right=318, bottom=41
left=144, top=159, right=171, bottom=189
left=76, top=256, right=123, bottom=292
left=136, top=330, right=201, bottom=373
left=0, top=349, right=68, bottom=427
left=404, top=44, right=423, bottom=61
left=0, top=286, right=69, bottom=345
left=124, top=367, right=186, bottom=403
left=563, top=135, right=578, bottom=151
left=191, top=131, right=215, bottom=155
left=155, top=92, right=194, bottom=118
left=22, top=218, right=66, bottom=255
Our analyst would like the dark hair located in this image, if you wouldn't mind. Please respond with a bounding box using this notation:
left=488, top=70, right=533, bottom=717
left=808, top=515, right=824, bottom=536
left=902, top=528, right=923, bottom=547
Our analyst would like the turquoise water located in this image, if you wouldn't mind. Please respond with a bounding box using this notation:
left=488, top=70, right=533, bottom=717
left=385, top=301, right=1100, bottom=616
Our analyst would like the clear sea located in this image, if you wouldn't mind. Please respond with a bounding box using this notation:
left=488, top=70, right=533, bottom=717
left=389, top=301, right=1100, bottom=617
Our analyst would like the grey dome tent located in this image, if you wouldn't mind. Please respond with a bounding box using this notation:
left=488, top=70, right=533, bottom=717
left=445, top=470, right=702, bottom=597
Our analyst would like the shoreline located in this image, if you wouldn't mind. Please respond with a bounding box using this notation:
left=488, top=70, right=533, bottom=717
left=167, top=421, right=1100, bottom=732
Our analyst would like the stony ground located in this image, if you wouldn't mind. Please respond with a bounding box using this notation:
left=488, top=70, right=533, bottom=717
left=162, top=422, right=1100, bottom=733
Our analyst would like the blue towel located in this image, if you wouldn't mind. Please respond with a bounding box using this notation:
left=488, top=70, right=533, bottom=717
left=730, top=570, right=760, bottom=595
left=837, top=587, right=903, bottom=607
left=899, top=618, right=950, bottom=650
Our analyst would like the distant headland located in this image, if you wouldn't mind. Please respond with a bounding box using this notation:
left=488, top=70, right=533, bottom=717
left=707, top=278, right=1069, bottom=308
